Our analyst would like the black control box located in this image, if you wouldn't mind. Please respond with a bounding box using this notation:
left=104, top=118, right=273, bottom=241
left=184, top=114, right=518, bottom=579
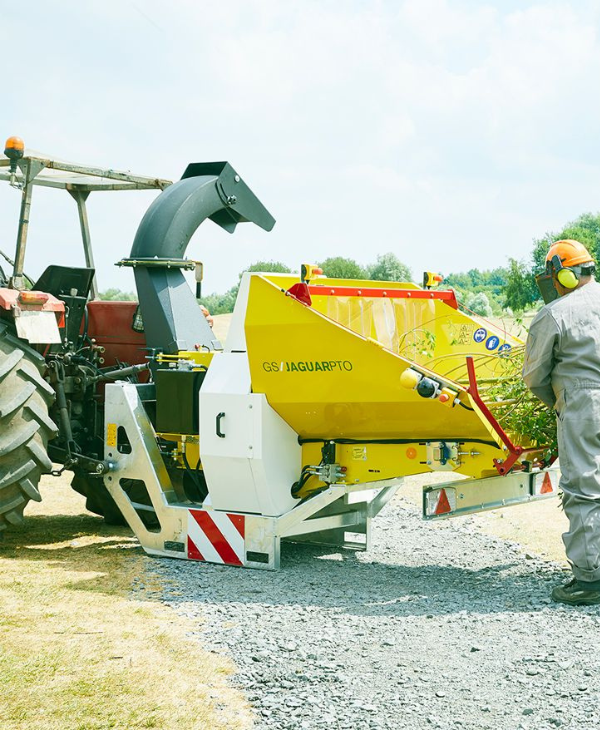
left=155, top=368, right=206, bottom=435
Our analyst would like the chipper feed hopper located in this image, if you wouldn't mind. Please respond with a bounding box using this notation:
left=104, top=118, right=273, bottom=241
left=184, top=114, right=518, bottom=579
left=100, top=161, right=559, bottom=570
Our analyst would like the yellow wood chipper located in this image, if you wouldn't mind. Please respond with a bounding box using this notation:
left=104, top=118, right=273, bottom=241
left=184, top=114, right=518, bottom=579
left=0, top=138, right=557, bottom=569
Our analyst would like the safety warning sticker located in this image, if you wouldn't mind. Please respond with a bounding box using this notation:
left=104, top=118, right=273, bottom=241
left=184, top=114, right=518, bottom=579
left=485, top=335, right=500, bottom=351
left=473, top=328, right=487, bottom=343
left=106, top=423, right=117, bottom=447
left=352, top=446, right=367, bottom=461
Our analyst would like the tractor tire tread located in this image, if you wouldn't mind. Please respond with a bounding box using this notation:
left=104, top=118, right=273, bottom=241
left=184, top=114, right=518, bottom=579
left=0, top=329, right=56, bottom=532
left=0, top=382, right=35, bottom=418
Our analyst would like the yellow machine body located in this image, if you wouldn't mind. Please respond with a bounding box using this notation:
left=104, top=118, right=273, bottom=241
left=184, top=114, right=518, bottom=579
left=143, top=271, right=546, bottom=507
left=223, top=272, right=537, bottom=497
left=101, top=270, right=557, bottom=570
left=94, top=158, right=558, bottom=570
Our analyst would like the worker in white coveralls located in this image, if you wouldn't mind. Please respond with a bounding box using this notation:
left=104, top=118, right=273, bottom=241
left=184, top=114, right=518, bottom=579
left=523, top=239, right=600, bottom=606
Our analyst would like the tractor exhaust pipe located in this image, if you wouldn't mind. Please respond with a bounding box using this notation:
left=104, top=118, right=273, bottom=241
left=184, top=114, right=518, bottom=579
left=125, top=162, right=275, bottom=353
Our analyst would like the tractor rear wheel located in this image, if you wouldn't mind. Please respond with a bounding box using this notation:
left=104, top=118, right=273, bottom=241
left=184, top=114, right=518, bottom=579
left=71, top=474, right=160, bottom=529
left=0, top=326, right=57, bottom=532
left=70, top=472, right=127, bottom=525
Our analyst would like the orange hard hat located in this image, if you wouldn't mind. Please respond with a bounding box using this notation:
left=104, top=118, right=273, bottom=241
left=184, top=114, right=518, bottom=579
left=546, top=239, right=593, bottom=269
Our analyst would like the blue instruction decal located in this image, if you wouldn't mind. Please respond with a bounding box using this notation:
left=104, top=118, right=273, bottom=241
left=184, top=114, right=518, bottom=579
left=473, top=328, right=487, bottom=343
left=498, top=343, right=512, bottom=356
left=486, top=336, right=500, bottom=351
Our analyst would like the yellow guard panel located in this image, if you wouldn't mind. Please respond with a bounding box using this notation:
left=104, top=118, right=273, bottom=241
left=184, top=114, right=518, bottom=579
left=245, top=275, right=497, bottom=444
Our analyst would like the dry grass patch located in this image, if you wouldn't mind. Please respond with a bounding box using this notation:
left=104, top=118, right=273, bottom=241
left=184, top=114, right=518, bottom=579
left=466, top=497, right=569, bottom=565
left=0, top=475, right=252, bottom=730
left=211, top=313, right=233, bottom=346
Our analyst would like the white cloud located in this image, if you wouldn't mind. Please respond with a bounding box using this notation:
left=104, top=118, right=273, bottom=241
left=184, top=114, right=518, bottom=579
left=1, top=0, right=600, bottom=295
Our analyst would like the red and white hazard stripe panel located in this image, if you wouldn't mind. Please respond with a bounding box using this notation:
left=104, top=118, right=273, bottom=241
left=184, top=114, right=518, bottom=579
left=187, top=509, right=246, bottom=566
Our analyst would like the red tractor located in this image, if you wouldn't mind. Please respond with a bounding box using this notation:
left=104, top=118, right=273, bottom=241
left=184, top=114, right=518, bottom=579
left=0, top=136, right=273, bottom=531
left=0, top=137, right=169, bottom=527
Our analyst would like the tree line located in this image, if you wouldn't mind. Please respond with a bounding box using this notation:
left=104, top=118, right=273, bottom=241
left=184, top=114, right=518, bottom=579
left=504, top=212, right=600, bottom=311
left=100, top=212, right=600, bottom=317
left=197, top=253, right=413, bottom=316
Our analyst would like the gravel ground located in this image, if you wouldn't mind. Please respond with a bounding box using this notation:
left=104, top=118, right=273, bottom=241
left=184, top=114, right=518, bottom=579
left=149, top=491, right=600, bottom=730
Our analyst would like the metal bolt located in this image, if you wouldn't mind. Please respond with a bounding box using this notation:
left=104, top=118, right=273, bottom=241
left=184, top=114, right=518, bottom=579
left=226, top=195, right=237, bottom=205
left=234, top=175, right=240, bottom=182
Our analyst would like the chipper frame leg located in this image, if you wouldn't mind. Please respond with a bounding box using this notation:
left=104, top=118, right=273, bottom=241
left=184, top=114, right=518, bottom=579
left=103, top=382, right=401, bottom=570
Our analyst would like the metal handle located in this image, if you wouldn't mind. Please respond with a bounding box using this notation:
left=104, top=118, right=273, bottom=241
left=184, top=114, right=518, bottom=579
left=216, top=412, right=225, bottom=438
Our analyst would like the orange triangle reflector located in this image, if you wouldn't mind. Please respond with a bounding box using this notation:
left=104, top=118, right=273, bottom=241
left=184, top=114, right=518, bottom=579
left=540, top=472, right=554, bottom=494
left=435, top=488, right=452, bottom=515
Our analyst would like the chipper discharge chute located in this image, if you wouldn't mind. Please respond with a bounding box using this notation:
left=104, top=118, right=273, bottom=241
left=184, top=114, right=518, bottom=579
left=101, top=163, right=558, bottom=570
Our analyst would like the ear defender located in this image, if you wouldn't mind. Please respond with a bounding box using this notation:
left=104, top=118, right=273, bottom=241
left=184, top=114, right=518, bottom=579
left=542, top=240, right=594, bottom=298
left=551, top=254, right=579, bottom=289
left=557, top=267, right=579, bottom=289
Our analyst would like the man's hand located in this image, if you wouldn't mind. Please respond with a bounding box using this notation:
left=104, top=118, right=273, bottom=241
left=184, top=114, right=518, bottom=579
left=200, top=304, right=214, bottom=329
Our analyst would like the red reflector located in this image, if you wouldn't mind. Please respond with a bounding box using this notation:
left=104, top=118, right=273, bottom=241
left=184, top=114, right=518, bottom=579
left=540, top=472, right=554, bottom=494
left=19, top=290, right=49, bottom=304
left=286, top=282, right=312, bottom=306
left=435, top=488, right=452, bottom=515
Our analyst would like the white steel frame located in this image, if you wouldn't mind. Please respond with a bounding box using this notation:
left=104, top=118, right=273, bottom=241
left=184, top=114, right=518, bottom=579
left=103, top=382, right=400, bottom=570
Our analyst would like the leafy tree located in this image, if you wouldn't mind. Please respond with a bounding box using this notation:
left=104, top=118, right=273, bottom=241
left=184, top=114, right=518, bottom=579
left=467, top=268, right=484, bottom=287
left=444, top=271, right=471, bottom=290
left=531, top=213, right=600, bottom=274
left=199, top=289, right=238, bottom=316
left=367, top=253, right=412, bottom=282
left=99, top=288, right=136, bottom=301
left=503, top=258, right=538, bottom=312
left=464, top=292, right=493, bottom=317
left=445, top=268, right=508, bottom=291
left=452, top=288, right=465, bottom=304
left=444, top=267, right=509, bottom=315
left=244, top=261, right=292, bottom=275
left=512, top=212, right=600, bottom=309
left=318, top=257, right=366, bottom=279
left=488, top=267, right=508, bottom=286
left=200, top=260, right=292, bottom=315
left=487, top=347, right=556, bottom=454
left=232, top=261, right=291, bottom=300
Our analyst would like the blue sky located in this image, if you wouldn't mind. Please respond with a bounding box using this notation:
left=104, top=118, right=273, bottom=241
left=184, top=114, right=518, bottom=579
left=2, top=0, right=600, bottom=294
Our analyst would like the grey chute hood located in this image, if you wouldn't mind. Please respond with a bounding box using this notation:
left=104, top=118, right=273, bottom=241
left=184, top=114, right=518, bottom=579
left=127, top=162, right=275, bottom=353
